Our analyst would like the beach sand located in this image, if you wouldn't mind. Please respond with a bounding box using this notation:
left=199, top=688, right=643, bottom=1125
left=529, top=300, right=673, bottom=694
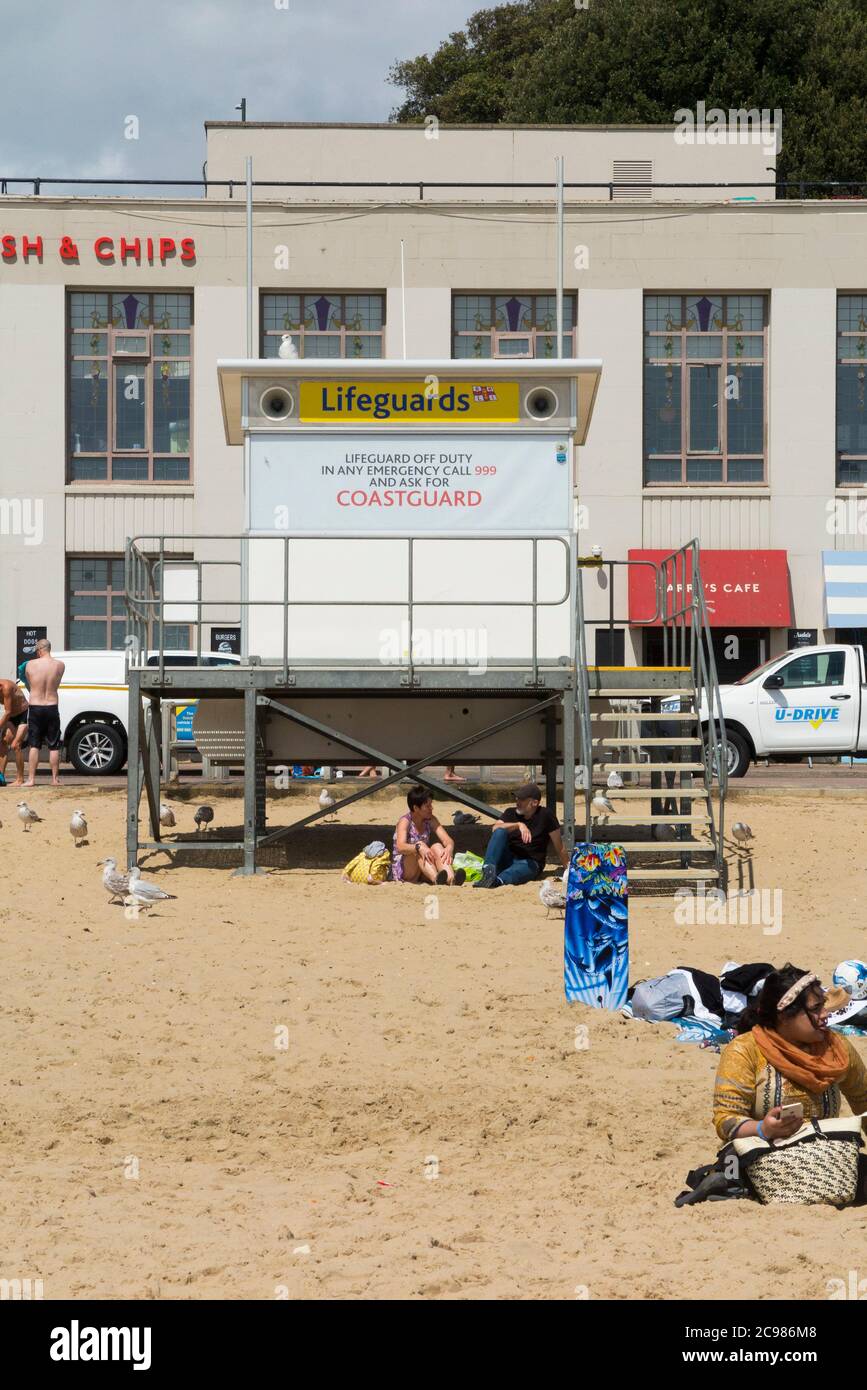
left=2, top=785, right=867, bottom=1301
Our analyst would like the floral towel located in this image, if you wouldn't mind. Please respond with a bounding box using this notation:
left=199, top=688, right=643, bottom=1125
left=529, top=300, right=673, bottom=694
left=564, top=843, right=629, bottom=1009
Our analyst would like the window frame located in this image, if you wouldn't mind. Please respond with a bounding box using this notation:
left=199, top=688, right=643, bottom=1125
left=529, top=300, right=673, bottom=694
left=66, top=553, right=193, bottom=651
left=259, top=291, right=387, bottom=358
left=451, top=292, right=577, bottom=359
left=836, top=293, right=867, bottom=487
left=67, top=291, right=193, bottom=485
left=643, top=293, right=768, bottom=486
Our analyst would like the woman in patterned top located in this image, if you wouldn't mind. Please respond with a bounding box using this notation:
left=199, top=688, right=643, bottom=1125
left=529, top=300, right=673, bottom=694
left=713, top=964, right=867, bottom=1144
left=392, top=784, right=465, bottom=886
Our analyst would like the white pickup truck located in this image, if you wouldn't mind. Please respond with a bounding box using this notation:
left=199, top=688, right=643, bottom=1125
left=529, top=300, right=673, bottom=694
left=695, top=644, right=867, bottom=776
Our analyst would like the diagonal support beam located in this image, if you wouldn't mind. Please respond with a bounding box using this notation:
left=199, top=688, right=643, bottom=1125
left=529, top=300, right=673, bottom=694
left=256, top=692, right=560, bottom=846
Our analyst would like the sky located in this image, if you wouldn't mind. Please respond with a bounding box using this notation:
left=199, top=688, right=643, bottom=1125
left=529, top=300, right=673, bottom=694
left=0, top=0, right=478, bottom=190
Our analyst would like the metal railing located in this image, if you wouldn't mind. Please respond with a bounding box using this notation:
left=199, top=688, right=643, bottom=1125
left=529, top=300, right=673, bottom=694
left=124, top=532, right=572, bottom=686
left=4, top=175, right=867, bottom=201
left=573, top=540, right=727, bottom=879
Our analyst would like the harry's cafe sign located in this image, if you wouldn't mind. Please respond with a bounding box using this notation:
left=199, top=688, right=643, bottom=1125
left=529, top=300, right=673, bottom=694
left=297, top=379, right=521, bottom=424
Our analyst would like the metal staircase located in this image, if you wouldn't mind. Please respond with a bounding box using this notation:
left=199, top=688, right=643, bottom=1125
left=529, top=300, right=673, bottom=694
left=574, top=541, right=728, bottom=889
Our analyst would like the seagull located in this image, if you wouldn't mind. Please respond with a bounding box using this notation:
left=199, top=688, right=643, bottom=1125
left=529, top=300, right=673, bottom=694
left=591, top=792, right=616, bottom=824
left=159, top=803, right=176, bottom=828
left=69, top=809, right=88, bottom=846
left=453, top=810, right=480, bottom=826
left=651, top=823, right=678, bottom=841
left=539, top=878, right=567, bottom=915
left=278, top=333, right=299, bottom=359
left=127, top=866, right=176, bottom=902
left=98, top=857, right=130, bottom=902
left=575, top=765, right=588, bottom=791
left=732, top=822, right=754, bottom=845
left=319, top=787, right=337, bottom=822
left=194, top=804, right=215, bottom=834
left=17, top=801, right=42, bottom=831
left=607, top=770, right=624, bottom=790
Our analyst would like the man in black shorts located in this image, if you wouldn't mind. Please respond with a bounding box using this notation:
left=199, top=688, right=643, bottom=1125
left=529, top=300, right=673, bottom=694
left=474, top=781, right=569, bottom=888
left=0, top=675, right=29, bottom=785
left=25, top=639, right=65, bottom=786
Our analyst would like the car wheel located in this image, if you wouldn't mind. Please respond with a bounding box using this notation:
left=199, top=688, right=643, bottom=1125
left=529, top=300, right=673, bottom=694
left=68, top=722, right=127, bottom=776
left=710, top=728, right=751, bottom=779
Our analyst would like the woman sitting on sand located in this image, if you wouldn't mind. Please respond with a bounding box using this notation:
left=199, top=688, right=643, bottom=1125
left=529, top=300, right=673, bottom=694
left=392, top=785, right=465, bottom=886
left=713, top=964, right=867, bottom=1144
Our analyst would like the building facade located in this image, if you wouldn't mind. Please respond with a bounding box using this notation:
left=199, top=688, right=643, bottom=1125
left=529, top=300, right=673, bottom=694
left=1, top=122, right=866, bottom=681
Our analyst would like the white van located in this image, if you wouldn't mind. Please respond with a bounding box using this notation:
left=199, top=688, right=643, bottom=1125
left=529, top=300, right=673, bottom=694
left=21, top=650, right=240, bottom=775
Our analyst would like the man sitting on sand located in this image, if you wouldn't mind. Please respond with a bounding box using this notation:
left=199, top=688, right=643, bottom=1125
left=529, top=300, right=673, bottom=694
left=0, top=674, right=29, bottom=786
left=474, top=781, right=569, bottom=889
left=24, top=639, right=65, bottom=787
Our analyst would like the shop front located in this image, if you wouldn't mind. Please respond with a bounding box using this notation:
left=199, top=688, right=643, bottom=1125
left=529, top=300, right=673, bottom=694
left=628, top=548, right=792, bottom=683
left=824, top=550, right=867, bottom=673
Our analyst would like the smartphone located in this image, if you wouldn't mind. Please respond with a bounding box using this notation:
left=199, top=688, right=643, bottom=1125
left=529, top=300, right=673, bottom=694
left=779, top=1102, right=804, bottom=1123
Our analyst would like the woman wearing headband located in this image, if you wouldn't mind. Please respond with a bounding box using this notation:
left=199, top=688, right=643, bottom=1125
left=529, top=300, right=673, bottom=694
left=713, top=963, right=867, bottom=1144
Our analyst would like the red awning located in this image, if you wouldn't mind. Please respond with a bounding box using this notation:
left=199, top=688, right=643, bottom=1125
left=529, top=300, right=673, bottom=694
left=627, top=549, right=792, bottom=627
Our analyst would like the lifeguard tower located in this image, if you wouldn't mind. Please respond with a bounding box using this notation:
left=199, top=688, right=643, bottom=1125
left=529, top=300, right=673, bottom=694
left=124, top=356, right=728, bottom=888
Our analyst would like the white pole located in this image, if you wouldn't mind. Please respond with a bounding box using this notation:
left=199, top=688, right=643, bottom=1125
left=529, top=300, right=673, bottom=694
left=555, top=155, right=565, bottom=359
left=245, top=156, right=253, bottom=357
left=400, top=238, right=407, bottom=360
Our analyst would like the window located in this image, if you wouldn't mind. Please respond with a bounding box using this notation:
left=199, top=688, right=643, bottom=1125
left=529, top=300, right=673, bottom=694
left=67, top=556, right=191, bottom=650
left=770, top=651, right=845, bottom=688
left=837, top=296, right=867, bottom=485
left=644, top=294, right=767, bottom=485
left=261, top=293, right=385, bottom=358
left=68, top=292, right=192, bottom=483
left=452, top=294, right=576, bottom=358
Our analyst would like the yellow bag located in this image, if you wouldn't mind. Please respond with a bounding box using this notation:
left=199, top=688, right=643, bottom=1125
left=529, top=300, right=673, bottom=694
left=342, top=849, right=391, bottom=884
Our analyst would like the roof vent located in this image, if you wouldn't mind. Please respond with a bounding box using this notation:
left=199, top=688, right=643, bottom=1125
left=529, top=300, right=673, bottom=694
left=612, top=160, right=653, bottom=201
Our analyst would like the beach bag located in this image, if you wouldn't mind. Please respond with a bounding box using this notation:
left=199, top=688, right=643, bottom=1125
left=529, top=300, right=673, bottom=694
left=342, top=844, right=391, bottom=884
left=453, top=850, right=485, bottom=884
left=733, top=1117, right=863, bottom=1207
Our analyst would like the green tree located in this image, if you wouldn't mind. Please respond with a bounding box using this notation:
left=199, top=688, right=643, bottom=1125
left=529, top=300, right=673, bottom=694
left=388, top=0, right=867, bottom=187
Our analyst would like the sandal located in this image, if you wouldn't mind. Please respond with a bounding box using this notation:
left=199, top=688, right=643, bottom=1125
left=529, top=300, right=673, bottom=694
left=435, top=869, right=449, bottom=885
left=452, top=868, right=467, bottom=886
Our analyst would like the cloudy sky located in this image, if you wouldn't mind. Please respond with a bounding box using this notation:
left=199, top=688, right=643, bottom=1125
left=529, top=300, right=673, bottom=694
left=0, top=0, right=478, bottom=189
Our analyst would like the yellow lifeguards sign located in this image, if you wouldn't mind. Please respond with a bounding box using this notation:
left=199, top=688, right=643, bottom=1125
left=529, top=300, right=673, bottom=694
left=299, top=378, right=520, bottom=424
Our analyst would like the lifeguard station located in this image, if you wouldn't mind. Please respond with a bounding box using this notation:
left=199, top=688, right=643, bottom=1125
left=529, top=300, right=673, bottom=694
left=124, top=356, right=728, bottom=888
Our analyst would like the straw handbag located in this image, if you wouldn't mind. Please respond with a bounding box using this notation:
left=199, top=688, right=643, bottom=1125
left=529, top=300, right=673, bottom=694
left=733, top=1117, right=863, bottom=1207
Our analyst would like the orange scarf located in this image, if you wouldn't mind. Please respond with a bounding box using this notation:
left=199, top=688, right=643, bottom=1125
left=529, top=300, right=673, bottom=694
left=753, top=1026, right=850, bottom=1094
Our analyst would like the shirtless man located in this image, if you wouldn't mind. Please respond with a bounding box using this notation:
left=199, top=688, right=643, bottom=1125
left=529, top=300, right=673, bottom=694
left=0, top=675, right=29, bottom=786
left=25, top=639, right=65, bottom=786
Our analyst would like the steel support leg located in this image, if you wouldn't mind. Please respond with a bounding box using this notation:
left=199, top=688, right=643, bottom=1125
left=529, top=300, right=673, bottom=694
left=147, top=697, right=161, bottom=840
left=544, top=705, right=557, bottom=810
left=126, top=670, right=142, bottom=870
left=235, top=685, right=266, bottom=875
left=562, top=683, right=576, bottom=851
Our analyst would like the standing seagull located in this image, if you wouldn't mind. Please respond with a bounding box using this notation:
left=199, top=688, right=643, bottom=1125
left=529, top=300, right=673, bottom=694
left=126, top=866, right=176, bottom=903
left=159, top=802, right=176, bottom=829
left=98, top=857, right=130, bottom=903
left=319, top=787, right=337, bottom=822
left=607, top=770, right=624, bottom=790
left=17, top=801, right=42, bottom=832
left=731, top=822, right=754, bottom=846
left=69, top=809, right=88, bottom=847
left=194, top=804, right=215, bottom=834
left=591, top=792, right=616, bottom=825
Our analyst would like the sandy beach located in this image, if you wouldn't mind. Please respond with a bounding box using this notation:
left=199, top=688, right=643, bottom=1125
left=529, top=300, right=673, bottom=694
left=2, top=784, right=867, bottom=1301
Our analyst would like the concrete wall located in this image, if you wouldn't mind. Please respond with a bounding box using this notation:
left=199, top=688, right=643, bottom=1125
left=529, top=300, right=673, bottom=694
left=205, top=123, right=776, bottom=202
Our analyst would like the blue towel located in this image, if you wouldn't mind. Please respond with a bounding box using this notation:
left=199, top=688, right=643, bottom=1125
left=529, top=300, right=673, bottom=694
left=564, top=843, right=629, bottom=1009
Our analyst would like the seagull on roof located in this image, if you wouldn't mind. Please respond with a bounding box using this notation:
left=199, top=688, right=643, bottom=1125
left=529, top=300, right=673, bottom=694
left=70, top=809, right=88, bottom=846
left=278, top=334, right=299, bottom=360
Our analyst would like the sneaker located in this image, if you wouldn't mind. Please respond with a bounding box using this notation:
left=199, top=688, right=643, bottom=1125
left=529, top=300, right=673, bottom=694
left=473, top=863, right=498, bottom=889
left=0, top=772, right=5, bottom=786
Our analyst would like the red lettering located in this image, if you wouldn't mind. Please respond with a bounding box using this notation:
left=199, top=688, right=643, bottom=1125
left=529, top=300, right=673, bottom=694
left=146, top=237, right=154, bottom=261
left=158, top=237, right=176, bottom=261
left=21, top=234, right=43, bottom=260
left=1, top=234, right=16, bottom=260
left=94, top=236, right=114, bottom=262
left=337, top=491, right=350, bottom=506
left=180, top=237, right=196, bottom=263
left=468, top=491, right=482, bottom=505
left=119, top=236, right=141, bottom=263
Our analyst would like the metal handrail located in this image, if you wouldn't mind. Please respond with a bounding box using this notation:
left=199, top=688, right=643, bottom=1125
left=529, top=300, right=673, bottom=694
left=573, top=568, right=594, bottom=841
left=124, top=532, right=572, bottom=686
